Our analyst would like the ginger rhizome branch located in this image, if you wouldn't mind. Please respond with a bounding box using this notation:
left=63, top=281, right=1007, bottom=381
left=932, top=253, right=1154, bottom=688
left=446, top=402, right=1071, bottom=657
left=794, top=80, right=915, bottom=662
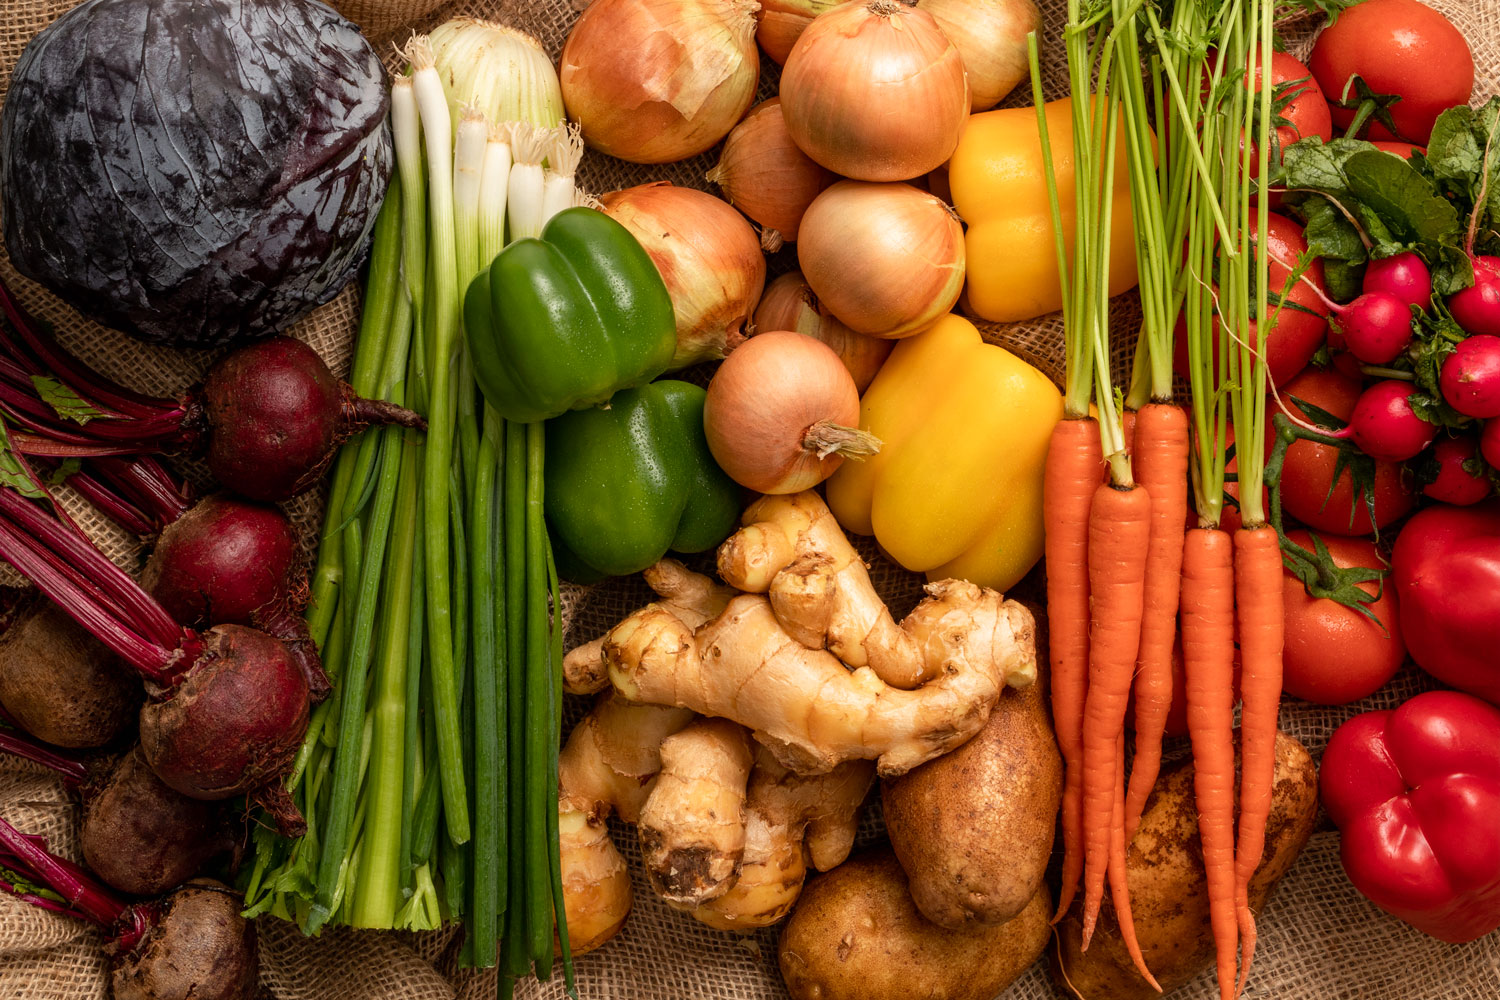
left=718, top=492, right=933, bottom=689
left=562, top=558, right=737, bottom=695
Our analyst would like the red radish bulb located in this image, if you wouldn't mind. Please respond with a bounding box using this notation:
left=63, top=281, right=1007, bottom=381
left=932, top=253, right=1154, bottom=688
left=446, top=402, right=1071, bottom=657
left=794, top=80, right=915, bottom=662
left=1363, top=252, right=1432, bottom=308
left=1440, top=335, right=1500, bottom=419
left=704, top=330, right=880, bottom=493
left=1344, top=380, right=1438, bottom=462
left=1449, top=260, right=1500, bottom=337
left=1483, top=420, right=1500, bottom=470
left=1333, top=291, right=1415, bottom=364
left=1422, top=437, right=1493, bottom=506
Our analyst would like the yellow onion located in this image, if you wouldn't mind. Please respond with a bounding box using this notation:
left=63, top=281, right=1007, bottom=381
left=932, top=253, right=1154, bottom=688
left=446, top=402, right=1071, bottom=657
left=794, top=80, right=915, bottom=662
left=797, top=180, right=964, bottom=338
left=601, top=182, right=768, bottom=370
left=753, top=271, right=892, bottom=390
left=917, top=0, right=1041, bottom=111
left=560, top=0, right=761, bottom=164
left=704, top=331, right=880, bottom=493
left=756, top=0, right=841, bottom=65
left=706, top=98, right=835, bottom=246
left=780, top=1, right=968, bottom=182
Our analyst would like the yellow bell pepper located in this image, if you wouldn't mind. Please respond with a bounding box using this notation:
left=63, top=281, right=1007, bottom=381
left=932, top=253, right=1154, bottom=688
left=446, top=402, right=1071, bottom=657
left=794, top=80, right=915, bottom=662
left=826, top=314, right=1062, bottom=592
left=950, top=97, right=1141, bottom=323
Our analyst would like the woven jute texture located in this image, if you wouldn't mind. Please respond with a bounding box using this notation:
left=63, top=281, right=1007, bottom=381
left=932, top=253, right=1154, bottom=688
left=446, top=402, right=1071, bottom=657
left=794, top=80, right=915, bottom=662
left=3, top=0, right=1500, bottom=998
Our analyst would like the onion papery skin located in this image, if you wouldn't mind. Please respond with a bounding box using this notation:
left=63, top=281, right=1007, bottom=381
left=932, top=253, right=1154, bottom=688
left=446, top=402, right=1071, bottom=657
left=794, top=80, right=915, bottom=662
left=601, top=182, right=767, bottom=370
left=707, top=97, right=836, bottom=245
left=754, top=271, right=893, bottom=390
left=560, top=0, right=761, bottom=164
left=780, top=0, right=968, bottom=181
left=704, top=331, right=874, bottom=494
left=918, top=0, right=1040, bottom=111
left=757, top=0, right=841, bottom=65
left=796, top=180, right=965, bottom=338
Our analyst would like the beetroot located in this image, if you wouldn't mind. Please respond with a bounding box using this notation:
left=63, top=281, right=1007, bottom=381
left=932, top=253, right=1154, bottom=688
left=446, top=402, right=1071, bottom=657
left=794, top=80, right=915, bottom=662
left=1363, top=252, right=1432, bottom=308
left=1331, top=291, right=1415, bottom=364
left=0, top=730, right=231, bottom=895
left=0, top=595, right=139, bottom=748
left=1421, top=436, right=1493, bottom=506
left=140, top=495, right=298, bottom=628
left=70, top=456, right=328, bottom=705
left=1439, top=334, right=1500, bottom=419
left=1339, top=379, right=1438, bottom=462
left=0, top=278, right=422, bottom=502
left=0, top=817, right=257, bottom=1000
left=0, top=480, right=310, bottom=828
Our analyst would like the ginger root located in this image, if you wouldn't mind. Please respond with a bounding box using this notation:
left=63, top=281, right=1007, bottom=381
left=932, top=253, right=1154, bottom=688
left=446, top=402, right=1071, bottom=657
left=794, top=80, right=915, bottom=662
left=637, top=717, right=754, bottom=906
left=606, top=580, right=1037, bottom=777
left=562, top=558, right=737, bottom=694
left=693, top=748, right=874, bottom=931
left=557, top=695, right=695, bottom=955
left=718, top=492, right=934, bottom=689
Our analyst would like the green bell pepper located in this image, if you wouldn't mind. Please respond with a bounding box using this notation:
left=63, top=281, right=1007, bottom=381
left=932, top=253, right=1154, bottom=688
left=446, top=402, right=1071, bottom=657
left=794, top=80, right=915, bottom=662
left=545, top=380, right=740, bottom=581
left=464, top=207, right=676, bottom=424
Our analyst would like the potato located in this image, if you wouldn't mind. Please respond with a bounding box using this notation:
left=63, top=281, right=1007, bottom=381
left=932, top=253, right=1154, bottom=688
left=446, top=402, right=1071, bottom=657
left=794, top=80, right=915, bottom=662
left=881, top=674, right=1061, bottom=927
left=778, top=848, right=1049, bottom=1000
left=1052, top=730, right=1319, bottom=998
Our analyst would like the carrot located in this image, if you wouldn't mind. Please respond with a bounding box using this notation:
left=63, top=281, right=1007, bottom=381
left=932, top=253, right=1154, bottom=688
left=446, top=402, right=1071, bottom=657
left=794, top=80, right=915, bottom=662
left=1045, top=415, right=1103, bottom=923
left=1232, top=524, right=1284, bottom=995
left=1079, top=480, right=1151, bottom=949
left=1123, top=402, right=1189, bottom=841
left=1108, top=729, right=1161, bottom=991
left=1181, top=527, right=1239, bottom=1000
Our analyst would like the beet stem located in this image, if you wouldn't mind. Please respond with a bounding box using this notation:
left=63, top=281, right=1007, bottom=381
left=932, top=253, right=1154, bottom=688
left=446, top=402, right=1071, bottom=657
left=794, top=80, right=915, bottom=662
left=0, top=490, right=188, bottom=682
left=68, top=456, right=194, bottom=534
left=0, top=727, right=88, bottom=784
left=59, top=466, right=160, bottom=536
left=0, top=815, right=127, bottom=927
left=347, top=392, right=428, bottom=432
left=0, top=278, right=170, bottom=419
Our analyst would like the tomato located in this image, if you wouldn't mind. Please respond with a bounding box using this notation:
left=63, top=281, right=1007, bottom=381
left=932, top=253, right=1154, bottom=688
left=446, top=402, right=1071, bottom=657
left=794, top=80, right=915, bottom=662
left=1281, top=529, right=1405, bottom=705
left=1173, top=212, right=1331, bottom=387
left=1254, top=51, right=1334, bottom=159
left=1368, top=140, right=1425, bottom=159
left=1274, top=367, right=1416, bottom=535
left=1308, top=0, right=1474, bottom=146
left=1421, top=435, right=1494, bottom=506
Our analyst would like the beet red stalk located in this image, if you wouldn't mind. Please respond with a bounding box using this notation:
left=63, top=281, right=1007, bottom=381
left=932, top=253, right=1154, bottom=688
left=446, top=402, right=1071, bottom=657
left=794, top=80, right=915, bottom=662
left=0, top=485, right=309, bottom=817
left=0, top=276, right=424, bottom=502
left=0, top=816, right=258, bottom=1000
left=0, top=730, right=232, bottom=896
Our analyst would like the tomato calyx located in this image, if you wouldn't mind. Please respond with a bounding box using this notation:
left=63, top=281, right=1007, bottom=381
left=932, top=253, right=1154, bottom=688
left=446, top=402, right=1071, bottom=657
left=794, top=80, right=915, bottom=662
left=1329, top=74, right=1407, bottom=143
left=1281, top=528, right=1392, bottom=632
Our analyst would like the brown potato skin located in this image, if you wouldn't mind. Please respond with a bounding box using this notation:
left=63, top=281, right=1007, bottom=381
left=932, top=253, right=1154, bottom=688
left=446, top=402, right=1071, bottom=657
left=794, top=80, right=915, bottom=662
left=1052, top=731, right=1319, bottom=999
left=778, top=848, right=1050, bottom=1000
left=882, top=676, right=1061, bottom=927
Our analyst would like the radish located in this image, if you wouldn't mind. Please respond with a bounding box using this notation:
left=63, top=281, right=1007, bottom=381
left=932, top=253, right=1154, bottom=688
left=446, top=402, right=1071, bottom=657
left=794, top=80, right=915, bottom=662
left=1439, top=334, right=1500, bottom=419
left=0, top=278, right=423, bottom=502
left=1448, top=257, right=1500, bottom=337
left=0, top=730, right=232, bottom=895
left=1421, top=436, right=1493, bottom=506
left=65, top=457, right=328, bottom=704
left=0, top=483, right=309, bottom=826
left=1363, top=251, right=1432, bottom=308
left=0, top=595, right=139, bottom=748
left=1329, top=291, right=1415, bottom=365
left=1332, top=379, right=1438, bottom=462
left=1483, top=419, right=1500, bottom=469
left=0, top=816, right=257, bottom=1000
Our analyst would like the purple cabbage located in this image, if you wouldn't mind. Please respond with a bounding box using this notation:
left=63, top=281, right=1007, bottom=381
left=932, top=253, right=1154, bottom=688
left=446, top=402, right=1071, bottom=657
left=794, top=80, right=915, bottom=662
left=0, top=0, right=392, bottom=348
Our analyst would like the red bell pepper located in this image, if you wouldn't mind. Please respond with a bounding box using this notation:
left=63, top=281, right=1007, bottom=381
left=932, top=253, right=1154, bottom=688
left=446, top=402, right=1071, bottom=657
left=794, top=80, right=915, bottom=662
left=1321, top=690, right=1500, bottom=942
left=1391, top=500, right=1500, bottom=705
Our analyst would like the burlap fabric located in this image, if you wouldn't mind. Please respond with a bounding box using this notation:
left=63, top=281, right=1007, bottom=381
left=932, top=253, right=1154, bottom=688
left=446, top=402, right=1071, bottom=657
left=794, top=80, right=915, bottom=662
left=2, top=0, right=1499, bottom=997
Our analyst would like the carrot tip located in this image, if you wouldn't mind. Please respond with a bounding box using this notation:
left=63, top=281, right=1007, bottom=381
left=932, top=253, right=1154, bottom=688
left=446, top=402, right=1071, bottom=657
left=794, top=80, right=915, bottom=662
left=1080, top=916, right=1096, bottom=952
